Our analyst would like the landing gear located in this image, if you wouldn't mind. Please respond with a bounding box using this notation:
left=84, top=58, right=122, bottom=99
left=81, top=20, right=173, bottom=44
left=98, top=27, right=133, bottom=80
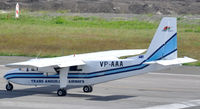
left=83, top=85, right=93, bottom=93
left=6, top=82, right=13, bottom=91
left=57, top=88, right=67, bottom=96
left=57, top=67, right=69, bottom=96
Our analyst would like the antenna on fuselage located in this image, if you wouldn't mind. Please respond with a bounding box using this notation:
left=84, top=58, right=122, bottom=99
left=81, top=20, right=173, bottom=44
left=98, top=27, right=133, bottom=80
left=36, top=51, right=42, bottom=59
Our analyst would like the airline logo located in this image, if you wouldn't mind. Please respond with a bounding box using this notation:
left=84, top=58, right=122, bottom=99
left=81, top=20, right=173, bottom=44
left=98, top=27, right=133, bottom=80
left=163, top=26, right=171, bottom=32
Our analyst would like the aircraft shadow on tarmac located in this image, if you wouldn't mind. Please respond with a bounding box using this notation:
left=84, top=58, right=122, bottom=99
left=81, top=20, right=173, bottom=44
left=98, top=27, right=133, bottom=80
left=0, top=86, right=135, bottom=101
left=69, top=93, right=134, bottom=101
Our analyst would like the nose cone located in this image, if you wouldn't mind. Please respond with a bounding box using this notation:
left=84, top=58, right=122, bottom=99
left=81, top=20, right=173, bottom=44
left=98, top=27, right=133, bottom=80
left=4, top=69, right=20, bottom=80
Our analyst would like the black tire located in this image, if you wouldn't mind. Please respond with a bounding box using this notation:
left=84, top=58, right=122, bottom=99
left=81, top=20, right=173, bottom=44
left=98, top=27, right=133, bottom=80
left=6, top=83, right=13, bottom=91
left=88, top=85, right=93, bottom=92
left=83, top=85, right=93, bottom=93
left=57, top=89, right=66, bottom=96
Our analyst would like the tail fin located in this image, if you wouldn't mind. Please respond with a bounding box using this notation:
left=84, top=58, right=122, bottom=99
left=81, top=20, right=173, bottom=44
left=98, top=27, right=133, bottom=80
left=145, top=17, right=177, bottom=62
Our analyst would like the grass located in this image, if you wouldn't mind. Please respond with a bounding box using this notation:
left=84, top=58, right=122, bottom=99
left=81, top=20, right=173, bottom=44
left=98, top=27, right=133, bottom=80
left=0, top=12, right=199, bottom=66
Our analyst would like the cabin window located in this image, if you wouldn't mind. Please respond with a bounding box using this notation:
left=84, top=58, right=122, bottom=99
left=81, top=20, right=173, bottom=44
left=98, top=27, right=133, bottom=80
left=31, top=68, right=35, bottom=71
left=69, top=66, right=82, bottom=71
left=31, top=68, right=38, bottom=71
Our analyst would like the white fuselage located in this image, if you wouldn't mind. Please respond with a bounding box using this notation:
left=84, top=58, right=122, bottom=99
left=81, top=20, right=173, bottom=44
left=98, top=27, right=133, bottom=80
left=4, top=57, right=173, bottom=87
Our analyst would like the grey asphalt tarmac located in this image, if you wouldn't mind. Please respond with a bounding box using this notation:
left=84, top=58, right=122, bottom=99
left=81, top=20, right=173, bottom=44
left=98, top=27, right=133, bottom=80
left=0, top=56, right=200, bottom=109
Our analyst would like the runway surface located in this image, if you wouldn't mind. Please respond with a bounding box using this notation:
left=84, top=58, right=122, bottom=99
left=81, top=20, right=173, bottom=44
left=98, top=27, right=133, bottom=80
left=0, top=56, right=200, bottom=109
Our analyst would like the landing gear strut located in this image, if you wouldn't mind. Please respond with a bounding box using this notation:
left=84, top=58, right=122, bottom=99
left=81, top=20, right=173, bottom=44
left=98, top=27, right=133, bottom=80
left=57, top=67, right=69, bottom=96
left=83, top=85, right=93, bottom=93
left=6, top=82, right=13, bottom=91
left=57, top=88, right=67, bottom=96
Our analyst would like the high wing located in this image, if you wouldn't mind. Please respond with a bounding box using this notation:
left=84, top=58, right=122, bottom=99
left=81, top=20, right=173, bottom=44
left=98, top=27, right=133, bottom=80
left=5, top=58, right=85, bottom=68
left=5, top=49, right=146, bottom=68
left=144, top=57, right=197, bottom=66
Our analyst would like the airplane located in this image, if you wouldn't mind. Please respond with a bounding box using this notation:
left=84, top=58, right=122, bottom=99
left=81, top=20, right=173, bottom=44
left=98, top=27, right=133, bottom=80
left=4, top=17, right=197, bottom=96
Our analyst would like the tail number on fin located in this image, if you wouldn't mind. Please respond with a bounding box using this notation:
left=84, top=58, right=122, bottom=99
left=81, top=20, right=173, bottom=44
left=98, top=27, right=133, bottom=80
left=100, top=61, right=123, bottom=67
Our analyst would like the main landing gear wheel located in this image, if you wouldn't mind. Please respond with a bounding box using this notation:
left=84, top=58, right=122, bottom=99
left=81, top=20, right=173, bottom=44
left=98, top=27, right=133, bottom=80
left=57, top=88, right=67, bottom=96
left=6, top=83, right=13, bottom=91
left=83, top=85, right=93, bottom=93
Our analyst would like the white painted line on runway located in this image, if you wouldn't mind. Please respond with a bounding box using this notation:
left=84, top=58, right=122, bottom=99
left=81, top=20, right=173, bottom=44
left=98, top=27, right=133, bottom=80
left=142, top=99, right=200, bottom=109
left=0, top=101, right=103, bottom=109
left=150, top=72, right=200, bottom=77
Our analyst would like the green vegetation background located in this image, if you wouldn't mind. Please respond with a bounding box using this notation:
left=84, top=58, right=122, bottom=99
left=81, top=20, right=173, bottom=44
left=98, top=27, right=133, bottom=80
left=0, top=11, right=199, bottom=66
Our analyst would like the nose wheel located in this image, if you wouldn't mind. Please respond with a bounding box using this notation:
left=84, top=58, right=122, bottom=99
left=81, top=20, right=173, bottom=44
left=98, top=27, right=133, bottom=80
left=83, top=85, right=93, bottom=93
left=6, top=82, right=13, bottom=91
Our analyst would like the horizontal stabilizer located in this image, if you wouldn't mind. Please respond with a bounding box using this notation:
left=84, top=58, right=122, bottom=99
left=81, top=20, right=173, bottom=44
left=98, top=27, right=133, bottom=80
left=144, top=57, right=197, bottom=66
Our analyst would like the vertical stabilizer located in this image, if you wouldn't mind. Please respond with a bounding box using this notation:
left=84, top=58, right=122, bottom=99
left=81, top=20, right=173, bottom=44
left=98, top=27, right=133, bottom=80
left=145, top=17, right=177, bottom=62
